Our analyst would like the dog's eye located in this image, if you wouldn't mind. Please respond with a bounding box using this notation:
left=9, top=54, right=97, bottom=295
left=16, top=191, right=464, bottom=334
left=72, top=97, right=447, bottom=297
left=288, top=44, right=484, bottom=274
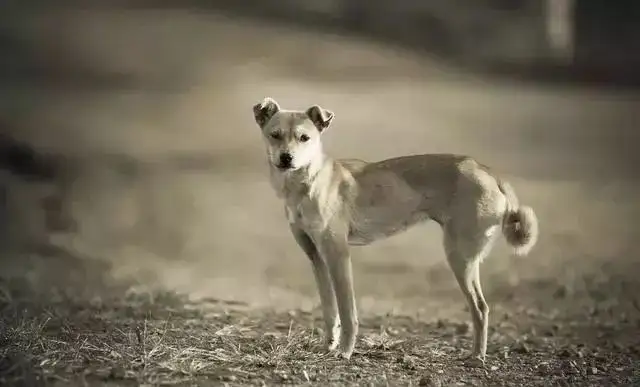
left=270, top=132, right=282, bottom=140
left=299, top=134, right=310, bottom=142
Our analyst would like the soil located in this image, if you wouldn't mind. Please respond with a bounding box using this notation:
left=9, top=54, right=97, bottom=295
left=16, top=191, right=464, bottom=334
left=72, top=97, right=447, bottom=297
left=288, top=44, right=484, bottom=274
left=1, top=281, right=639, bottom=386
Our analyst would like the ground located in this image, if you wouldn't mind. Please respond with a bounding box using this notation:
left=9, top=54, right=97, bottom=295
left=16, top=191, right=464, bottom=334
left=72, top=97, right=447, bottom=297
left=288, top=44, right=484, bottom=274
left=1, top=5, right=639, bottom=386
left=2, top=279, right=639, bottom=386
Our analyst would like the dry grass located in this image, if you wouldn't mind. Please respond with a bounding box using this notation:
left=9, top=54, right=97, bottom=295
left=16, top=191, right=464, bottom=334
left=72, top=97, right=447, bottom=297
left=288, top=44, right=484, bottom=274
left=1, top=278, right=639, bottom=387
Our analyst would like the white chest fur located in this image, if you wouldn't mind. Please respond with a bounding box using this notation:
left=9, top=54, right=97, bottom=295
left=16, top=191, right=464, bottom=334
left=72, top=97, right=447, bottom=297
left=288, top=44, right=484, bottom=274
left=272, top=160, right=350, bottom=234
left=285, top=196, right=328, bottom=231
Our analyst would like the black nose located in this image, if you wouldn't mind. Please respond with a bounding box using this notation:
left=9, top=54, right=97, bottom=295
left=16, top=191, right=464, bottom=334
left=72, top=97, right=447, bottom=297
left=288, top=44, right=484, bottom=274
left=279, top=153, right=293, bottom=168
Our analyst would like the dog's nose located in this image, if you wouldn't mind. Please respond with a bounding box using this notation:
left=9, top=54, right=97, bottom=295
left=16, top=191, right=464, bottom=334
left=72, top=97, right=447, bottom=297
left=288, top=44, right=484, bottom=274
left=279, top=153, right=293, bottom=168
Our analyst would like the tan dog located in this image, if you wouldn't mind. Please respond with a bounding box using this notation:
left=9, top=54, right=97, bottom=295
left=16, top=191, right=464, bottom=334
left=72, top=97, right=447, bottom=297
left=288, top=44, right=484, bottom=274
left=252, top=97, right=539, bottom=363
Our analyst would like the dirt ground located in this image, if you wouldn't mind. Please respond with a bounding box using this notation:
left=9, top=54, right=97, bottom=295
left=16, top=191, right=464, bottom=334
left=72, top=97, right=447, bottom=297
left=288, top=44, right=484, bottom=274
left=1, top=5, right=639, bottom=386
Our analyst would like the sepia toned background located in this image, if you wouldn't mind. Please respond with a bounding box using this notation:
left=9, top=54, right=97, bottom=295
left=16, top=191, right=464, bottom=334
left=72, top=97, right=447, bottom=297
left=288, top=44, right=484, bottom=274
left=1, top=0, right=639, bottom=322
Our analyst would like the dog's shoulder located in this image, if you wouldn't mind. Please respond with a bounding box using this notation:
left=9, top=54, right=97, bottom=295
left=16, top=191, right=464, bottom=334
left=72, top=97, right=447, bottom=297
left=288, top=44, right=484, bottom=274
left=336, top=158, right=368, bottom=175
left=335, top=157, right=364, bottom=179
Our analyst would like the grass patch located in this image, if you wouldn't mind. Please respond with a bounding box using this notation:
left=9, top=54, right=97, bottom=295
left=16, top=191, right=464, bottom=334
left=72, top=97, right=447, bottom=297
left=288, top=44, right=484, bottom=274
left=1, top=279, right=639, bottom=386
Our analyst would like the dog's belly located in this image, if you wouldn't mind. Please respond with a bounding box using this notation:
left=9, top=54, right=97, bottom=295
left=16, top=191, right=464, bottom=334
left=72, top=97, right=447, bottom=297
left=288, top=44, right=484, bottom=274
left=348, top=215, right=431, bottom=246
left=347, top=197, right=431, bottom=246
left=345, top=167, right=438, bottom=246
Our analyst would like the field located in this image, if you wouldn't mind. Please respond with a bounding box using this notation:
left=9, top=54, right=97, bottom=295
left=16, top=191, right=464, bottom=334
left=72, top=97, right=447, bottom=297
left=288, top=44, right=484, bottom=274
left=1, top=280, right=639, bottom=386
left=1, top=5, right=639, bottom=386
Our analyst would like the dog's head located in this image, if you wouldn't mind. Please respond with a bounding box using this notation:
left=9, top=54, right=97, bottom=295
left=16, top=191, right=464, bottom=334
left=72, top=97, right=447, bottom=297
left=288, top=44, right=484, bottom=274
left=252, top=97, right=334, bottom=171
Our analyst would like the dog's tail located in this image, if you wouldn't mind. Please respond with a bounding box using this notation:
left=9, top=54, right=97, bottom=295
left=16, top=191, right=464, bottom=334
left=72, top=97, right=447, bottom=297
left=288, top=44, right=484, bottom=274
left=497, top=179, right=539, bottom=256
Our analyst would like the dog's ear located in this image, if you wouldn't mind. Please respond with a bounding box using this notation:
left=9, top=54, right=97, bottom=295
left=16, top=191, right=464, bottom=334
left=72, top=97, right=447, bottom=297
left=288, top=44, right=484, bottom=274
left=253, top=97, right=280, bottom=128
left=305, top=105, right=334, bottom=132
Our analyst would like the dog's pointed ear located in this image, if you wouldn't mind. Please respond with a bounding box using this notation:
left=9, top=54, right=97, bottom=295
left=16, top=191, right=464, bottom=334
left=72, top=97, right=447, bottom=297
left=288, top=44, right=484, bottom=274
left=305, top=105, right=334, bottom=132
left=253, top=97, right=280, bottom=128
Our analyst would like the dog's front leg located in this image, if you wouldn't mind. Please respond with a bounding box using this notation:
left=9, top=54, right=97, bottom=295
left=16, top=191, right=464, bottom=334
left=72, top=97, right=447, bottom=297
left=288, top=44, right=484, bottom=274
left=316, top=224, right=358, bottom=359
left=289, top=224, right=340, bottom=351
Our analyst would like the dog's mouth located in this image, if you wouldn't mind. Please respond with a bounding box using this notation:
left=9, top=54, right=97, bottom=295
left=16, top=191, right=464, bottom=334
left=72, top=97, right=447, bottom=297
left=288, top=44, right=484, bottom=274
left=276, top=163, right=294, bottom=171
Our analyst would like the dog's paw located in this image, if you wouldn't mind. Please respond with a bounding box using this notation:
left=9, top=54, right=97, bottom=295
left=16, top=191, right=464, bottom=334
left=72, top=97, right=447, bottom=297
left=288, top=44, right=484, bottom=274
left=326, top=324, right=341, bottom=351
left=462, top=354, right=486, bottom=368
left=330, top=350, right=353, bottom=360
left=326, top=339, right=339, bottom=352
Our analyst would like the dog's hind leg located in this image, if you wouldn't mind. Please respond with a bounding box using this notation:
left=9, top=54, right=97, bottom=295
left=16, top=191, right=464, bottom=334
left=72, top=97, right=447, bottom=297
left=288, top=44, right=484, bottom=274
left=290, top=225, right=341, bottom=351
left=443, top=223, right=499, bottom=364
left=470, top=261, right=489, bottom=358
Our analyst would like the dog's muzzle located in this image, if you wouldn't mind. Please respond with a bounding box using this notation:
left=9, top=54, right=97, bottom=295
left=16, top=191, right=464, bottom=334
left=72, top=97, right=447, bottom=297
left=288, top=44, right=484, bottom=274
left=277, top=153, right=293, bottom=170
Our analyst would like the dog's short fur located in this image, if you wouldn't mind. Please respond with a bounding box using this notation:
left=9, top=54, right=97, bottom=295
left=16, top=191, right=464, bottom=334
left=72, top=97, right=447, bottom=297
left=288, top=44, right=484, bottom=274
left=252, top=97, right=539, bottom=362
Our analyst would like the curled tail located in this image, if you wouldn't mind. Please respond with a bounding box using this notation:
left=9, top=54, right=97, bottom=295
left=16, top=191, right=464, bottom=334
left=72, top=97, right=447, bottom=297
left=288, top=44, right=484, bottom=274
left=497, top=180, right=539, bottom=256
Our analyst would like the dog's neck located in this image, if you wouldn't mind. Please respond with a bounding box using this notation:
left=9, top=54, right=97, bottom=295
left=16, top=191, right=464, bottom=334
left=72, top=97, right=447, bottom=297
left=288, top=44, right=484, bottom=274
left=269, top=152, right=333, bottom=201
left=270, top=150, right=357, bottom=230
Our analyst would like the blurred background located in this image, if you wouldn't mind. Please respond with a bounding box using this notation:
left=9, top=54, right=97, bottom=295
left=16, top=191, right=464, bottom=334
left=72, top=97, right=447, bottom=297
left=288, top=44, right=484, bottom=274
left=0, top=0, right=639, bottom=318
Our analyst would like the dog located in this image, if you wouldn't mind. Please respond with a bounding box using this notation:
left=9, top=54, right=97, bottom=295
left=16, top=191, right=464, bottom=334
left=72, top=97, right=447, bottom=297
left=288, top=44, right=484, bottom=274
left=252, top=97, right=539, bottom=363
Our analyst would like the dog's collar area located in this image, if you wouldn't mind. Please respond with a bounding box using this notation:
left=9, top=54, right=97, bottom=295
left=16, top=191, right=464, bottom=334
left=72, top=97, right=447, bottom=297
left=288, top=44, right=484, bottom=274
left=274, top=157, right=332, bottom=198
